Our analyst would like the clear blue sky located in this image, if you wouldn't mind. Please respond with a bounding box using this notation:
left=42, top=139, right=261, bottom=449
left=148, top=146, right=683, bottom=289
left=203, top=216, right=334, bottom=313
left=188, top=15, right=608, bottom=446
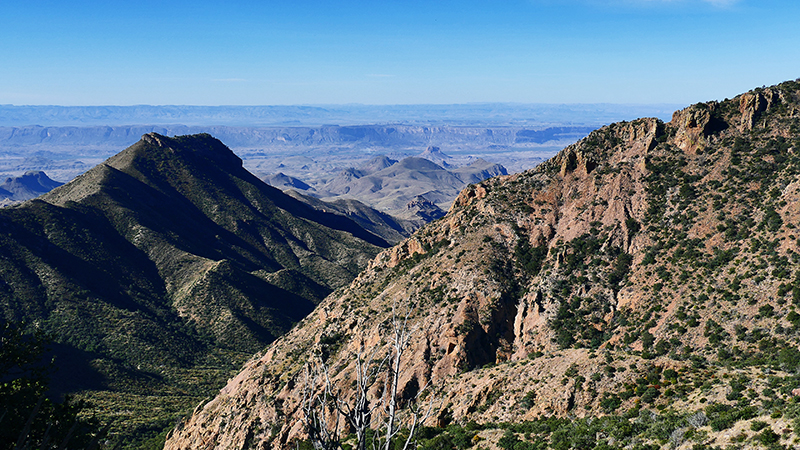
left=1, top=0, right=797, bottom=106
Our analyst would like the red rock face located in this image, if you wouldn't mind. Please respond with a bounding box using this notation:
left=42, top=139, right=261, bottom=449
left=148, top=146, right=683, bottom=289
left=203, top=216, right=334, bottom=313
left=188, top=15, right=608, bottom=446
left=165, top=80, right=800, bottom=450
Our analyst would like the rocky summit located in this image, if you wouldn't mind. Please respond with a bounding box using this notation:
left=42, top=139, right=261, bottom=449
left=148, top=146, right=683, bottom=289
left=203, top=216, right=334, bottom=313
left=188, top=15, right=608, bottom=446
left=0, top=133, right=386, bottom=443
left=165, top=80, right=800, bottom=450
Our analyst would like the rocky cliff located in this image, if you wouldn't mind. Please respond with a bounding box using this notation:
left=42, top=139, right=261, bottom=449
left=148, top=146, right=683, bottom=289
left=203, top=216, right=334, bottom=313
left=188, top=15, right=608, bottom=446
left=165, top=80, right=800, bottom=449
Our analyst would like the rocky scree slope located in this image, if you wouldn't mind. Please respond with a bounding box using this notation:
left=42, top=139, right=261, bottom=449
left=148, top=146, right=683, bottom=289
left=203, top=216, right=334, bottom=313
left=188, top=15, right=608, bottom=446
left=0, top=133, right=386, bottom=441
left=165, top=80, right=800, bottom=450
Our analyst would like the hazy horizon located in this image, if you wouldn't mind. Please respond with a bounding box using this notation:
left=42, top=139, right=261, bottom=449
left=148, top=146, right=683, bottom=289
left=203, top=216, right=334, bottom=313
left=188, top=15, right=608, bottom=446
left=0, top=103, right=685, bottom=127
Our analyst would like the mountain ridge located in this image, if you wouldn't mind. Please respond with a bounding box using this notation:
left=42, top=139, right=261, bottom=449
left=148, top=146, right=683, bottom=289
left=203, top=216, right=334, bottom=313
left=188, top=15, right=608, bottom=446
left=0, top=132, right=388, bottom=443
left=164, top=79, right=800, bottom=450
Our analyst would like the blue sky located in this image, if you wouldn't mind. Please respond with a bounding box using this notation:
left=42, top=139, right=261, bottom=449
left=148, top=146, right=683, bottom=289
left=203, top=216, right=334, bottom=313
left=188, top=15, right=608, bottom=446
left=1, top=0, right=797, bottom=105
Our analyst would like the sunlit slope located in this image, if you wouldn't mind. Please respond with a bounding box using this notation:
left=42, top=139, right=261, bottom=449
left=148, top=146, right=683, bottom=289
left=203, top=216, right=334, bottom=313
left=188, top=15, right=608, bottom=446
left=166, top=80, right=800, bottom=449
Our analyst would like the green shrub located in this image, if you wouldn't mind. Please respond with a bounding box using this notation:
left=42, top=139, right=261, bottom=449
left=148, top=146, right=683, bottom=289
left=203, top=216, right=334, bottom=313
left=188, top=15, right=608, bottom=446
left=641, top=387, right=660, bottom=404
left=756, top=428, right=780, bottom=446
left=600, top=393, right=622, bottom=412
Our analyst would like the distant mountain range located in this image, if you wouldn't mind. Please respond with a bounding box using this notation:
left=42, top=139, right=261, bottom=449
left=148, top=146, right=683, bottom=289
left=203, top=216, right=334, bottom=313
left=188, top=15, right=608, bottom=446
left=0, top=123, right=595, bottom=183
left=0, top=124, right=595, bottom=148
left=0, top=103, right=684, bottom=203
left=275, top=147, right=509, bottom=220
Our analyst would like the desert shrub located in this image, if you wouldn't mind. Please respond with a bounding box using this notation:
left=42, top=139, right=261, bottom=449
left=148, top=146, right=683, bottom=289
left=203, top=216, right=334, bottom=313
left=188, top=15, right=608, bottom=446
left=762, top=207, right=783, bottom=232
left=417, top=425, right=475, bottom=450
left=600, top=392, right=622, bottom=412
left=704, top=403, right=757, bottom=431
left=515, top=239, right=548, bottom=277
left=608, top=253, right=634, bottom=290
left=519, top=390, right=537, bottom=409
left=756, top=428, right=780, bottom=446
left=641, top=387, right=660, bottom=404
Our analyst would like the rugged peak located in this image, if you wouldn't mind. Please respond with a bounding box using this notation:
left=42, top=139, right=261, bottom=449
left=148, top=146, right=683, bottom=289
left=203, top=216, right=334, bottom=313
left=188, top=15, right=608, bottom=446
left=358, top=155, right=397, bottom=174
left=41, top=133, right=248, bottom=207
left=262, top=172, right=313, bottom=191
left=141, top=132, right=168, bottom=147
left=464, top=157, right=492, bottom=168
left=2, top=170, right=61, bottom=191
left=0, top=170, right=63, bottom=205
left=419, top=146, right=453, bottom=167
left=406, top=194, right=436, bottom=209
left=451, top=182, right=490, bottom=209
left=670, top=102, right=730, bottom=154
left=132, top=132, right=243, bottom=170
left=419, top=145, right=450, bottom=159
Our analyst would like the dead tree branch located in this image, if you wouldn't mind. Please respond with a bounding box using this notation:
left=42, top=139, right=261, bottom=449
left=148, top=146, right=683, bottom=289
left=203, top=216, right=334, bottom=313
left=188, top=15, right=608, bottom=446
left=301, top=305, right=439, bottom=450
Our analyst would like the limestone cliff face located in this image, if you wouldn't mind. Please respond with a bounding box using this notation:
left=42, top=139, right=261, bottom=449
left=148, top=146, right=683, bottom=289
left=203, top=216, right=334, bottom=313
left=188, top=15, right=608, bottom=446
left=165, top=80, right=800, bottom=450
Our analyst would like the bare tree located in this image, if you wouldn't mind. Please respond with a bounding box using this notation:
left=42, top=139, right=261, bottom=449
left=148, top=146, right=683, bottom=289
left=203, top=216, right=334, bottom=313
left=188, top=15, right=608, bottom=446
left=380, top=306, right=411, bottom=449
left=301, top=305, right=439, bottom=450
left=338, top=340, right=387, bottom=450
left=377, top=305, right=437, bottom=450
left=301, top=360, right=341, bottom=450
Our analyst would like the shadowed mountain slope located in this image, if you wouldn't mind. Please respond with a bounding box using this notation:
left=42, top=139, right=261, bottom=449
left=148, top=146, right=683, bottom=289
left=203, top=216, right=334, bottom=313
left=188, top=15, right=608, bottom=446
left=0, top=132, right=386, bottom=442
left=284, top=190, right=418, bottom=245
left=165, top=80, right=800, bottom=449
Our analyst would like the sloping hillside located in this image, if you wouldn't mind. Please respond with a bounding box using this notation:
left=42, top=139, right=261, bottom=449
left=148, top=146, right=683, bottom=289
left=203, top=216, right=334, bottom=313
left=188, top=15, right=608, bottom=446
left=165, top=80, right=800, bottom=450
left=0, top=133, right=386, bottom=443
